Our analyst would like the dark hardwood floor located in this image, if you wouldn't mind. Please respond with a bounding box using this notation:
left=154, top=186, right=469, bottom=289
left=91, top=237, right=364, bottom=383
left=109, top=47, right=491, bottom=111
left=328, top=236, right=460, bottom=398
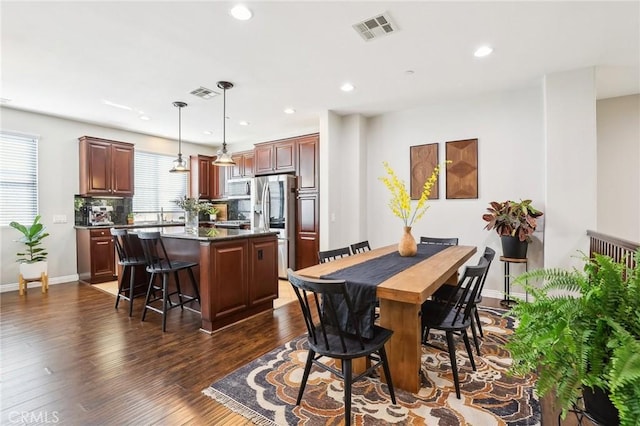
left=1, top=282, right=586, bottom=425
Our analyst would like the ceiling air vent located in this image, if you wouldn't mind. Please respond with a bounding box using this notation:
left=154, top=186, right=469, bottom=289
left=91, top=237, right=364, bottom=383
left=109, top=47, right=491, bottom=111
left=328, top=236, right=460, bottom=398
left=190, top=86, right=219, bottom=100
left=352, top=12, right=397, bottom=41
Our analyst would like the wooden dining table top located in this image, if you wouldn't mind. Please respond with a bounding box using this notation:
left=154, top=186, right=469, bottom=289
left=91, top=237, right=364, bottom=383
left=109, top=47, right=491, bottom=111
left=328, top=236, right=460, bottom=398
left=295, top=244, right=477, bottom=305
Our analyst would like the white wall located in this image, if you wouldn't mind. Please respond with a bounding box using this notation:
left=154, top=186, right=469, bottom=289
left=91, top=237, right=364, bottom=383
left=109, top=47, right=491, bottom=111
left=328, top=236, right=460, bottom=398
left=596, top=94, right=640, bottom=242
left=0, top=107, right=216, bottom=289
left=364, top=86, right=545, bottom=298
left=543, top=68, right=597, bottom=270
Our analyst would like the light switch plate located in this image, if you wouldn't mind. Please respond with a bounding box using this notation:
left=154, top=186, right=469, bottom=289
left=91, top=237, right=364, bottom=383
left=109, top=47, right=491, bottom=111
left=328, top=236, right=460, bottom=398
left=53, top=215, right=67, bottom=224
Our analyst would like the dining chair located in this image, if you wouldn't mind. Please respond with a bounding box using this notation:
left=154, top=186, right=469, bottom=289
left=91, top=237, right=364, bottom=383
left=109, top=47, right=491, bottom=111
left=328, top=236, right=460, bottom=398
left=349, top=240, right=371, bottom=254
left=421, top=260, right=489, bottom=399
left=287, top=269, right=396, bottom=426
left=318, top=246, right=352, bottom=263
left=137, top=231, right=201, bottom=332
left=419, top=236, right=459, bottom=246
left=111, top=228, right=148, bottom=317
left=431, top=247, right=496, bottom=353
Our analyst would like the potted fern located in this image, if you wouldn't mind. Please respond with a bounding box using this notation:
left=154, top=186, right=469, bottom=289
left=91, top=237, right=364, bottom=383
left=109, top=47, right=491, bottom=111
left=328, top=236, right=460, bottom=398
left=10, top=214, right=50, bottom=279
left=506, top=250, right=640, bottom=425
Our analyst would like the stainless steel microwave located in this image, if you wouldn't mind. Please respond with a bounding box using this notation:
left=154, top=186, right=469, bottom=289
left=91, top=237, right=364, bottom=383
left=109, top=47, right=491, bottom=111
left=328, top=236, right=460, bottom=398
left=226, top=178, right=252, bottom=199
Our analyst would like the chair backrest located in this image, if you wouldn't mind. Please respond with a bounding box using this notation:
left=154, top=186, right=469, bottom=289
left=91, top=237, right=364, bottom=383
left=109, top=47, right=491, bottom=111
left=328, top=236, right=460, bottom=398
left=136, top=231, right=171, bottom=270
left=111, top=228, right=143, bottom=264
left=318, top=247, right=351, bottom=264
left=350, top=240, right=371, bottom=254
left=474, top=247, right=496, bottom=302
left=287, top=268, right=364, bottom=353
left=419, top=236, right=459, bottom=246
left=438, top=260, right=488, bottom=326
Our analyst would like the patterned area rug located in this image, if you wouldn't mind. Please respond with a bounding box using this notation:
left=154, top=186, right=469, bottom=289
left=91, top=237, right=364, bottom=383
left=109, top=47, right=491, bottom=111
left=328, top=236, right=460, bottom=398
left=202, top=307, right=540, bottom=425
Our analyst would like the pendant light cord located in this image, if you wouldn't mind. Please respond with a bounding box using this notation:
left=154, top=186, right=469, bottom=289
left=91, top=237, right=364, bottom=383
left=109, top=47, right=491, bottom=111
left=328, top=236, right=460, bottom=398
left=222, top=86, right=226, bottom=152
left=178, top=105, right=182, bottom=155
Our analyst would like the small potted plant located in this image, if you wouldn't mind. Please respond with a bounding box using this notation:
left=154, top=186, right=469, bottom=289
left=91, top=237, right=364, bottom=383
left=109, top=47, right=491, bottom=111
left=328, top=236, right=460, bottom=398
left=506, top=250, right=640, bottom=425
left=482, top=199, right=543, bottom=258
left=207, top=206, right=220, bottom=222
left=10, top=214, right=50, bottom=281
left=127, top=212, right=135, bottom=225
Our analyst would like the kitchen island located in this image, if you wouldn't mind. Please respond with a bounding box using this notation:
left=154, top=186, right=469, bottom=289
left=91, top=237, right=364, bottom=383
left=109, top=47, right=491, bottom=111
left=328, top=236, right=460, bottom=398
left=130, top=226, right=279, bottom=333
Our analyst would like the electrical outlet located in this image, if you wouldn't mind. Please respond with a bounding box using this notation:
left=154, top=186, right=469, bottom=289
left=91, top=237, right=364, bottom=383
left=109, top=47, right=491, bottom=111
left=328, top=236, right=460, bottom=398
left=52, top=215, right=67, bottom=224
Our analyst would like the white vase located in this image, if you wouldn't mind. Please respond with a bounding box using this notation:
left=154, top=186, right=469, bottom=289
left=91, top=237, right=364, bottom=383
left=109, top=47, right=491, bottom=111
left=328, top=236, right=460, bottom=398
left=184, top=210, right=199, bottom=234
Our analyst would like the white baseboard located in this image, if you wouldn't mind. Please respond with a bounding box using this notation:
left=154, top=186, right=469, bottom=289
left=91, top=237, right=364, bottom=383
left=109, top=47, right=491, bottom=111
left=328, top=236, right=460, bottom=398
left=481, top=288, right=529, bottom=302
left=0, top=274, right=79, bottom=293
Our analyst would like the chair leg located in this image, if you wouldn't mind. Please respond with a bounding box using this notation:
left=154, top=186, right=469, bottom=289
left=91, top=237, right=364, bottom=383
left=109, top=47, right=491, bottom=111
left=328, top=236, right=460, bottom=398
left=162, top=273, right=169, bottom=332
left=474, top=307, right=484, bottom=337
left=18, top=274, right=26, bottom=296
left=141, top=272, right=155, bottom=322
left=445, top=331, right=461, bottom=399
left=343, top=359, right=352, bottom=426
left=296, top=349, right=315, bottom=405
left=174, top=271, right=184, bottom=310
left=115, top=265, right=127, bottom=309
left=469, top=316, right=481, bottom=356
left=128, top=265, right=136, bottom=317
left=462, top=329, right=477, bottom=371
left=187, top=267, right=200, bottom=304
left=379, top=346, right=396, bottom=404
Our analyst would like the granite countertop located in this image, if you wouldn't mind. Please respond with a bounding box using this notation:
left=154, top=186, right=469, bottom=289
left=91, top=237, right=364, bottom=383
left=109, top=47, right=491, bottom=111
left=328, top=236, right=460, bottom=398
left=130, top=226, right=277, bottom=241
left=74, top=221, right=185, bottom=230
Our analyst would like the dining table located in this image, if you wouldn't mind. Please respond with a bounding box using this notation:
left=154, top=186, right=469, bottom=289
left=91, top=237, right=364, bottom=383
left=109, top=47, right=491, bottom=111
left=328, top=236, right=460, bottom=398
left=295, top=243, right=477, bottom=393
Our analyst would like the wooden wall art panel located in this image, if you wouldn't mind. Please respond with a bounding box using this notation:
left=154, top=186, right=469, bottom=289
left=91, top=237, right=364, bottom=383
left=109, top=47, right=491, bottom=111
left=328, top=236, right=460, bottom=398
left=410, top=143, right=439, bottom=200
left=446, top=139, right=478, bottom=199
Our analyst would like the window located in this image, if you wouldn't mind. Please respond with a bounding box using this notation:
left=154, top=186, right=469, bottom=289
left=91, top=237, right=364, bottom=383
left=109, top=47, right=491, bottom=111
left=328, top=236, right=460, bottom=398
left=133, top=151, right=187, bottom=212
left=0, top=131, right=38, bottom=226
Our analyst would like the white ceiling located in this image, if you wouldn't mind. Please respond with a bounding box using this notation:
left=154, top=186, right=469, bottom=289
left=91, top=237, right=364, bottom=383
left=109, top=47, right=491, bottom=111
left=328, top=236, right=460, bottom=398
left=2, top=1, right=639, bottom=148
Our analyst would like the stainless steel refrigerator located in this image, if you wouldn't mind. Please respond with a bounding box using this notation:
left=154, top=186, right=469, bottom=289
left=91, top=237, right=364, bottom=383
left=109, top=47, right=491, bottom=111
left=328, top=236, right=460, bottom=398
left=252, top=174, right=296, bottom=278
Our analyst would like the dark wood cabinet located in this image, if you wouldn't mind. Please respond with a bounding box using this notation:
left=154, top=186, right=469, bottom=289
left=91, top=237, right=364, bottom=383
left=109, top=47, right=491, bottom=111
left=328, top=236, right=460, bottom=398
left=76, top=228, right=116, bottom=284
left=296, top=134, right=319, bottom=192
left=254, top=140, right=296, bottom=175
left=296, top=192, right=320, bottom=269
left=190, top=155, right=222, bottom=200
left=248, top=236, right=278, bottom=305
left=229, top=151, right=254, bottom=179
left=209, top=239, right=249, bottom=319
left=79, top=136, right=134, bottom=197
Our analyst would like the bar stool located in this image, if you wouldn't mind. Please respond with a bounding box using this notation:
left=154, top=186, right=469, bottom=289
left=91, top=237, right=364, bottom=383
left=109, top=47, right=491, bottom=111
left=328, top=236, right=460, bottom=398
left=137, top=231, right=201, bottom=332
left=111, top=228, right=148, bottom=317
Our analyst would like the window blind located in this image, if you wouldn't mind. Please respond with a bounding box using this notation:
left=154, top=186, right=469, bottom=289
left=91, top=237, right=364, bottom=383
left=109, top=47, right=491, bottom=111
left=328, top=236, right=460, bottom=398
left=133, top=151, right=187, bottom=212
left=0, top=131, right=38, bottom=226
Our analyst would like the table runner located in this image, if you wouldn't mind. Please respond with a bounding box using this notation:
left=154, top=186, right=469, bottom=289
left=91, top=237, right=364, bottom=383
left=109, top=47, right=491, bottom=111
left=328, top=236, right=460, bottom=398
left=321, top=244, right=448, bottom=338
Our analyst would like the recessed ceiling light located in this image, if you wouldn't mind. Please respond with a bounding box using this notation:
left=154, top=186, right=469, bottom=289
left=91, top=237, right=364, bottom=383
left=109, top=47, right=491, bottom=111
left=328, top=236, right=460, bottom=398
left=139, top=115, right=150, bottom=121
left=239, top=121, right=250, bottom=126
left=405, top=70, right=415, bottom=75
left=474, top=45, right=493, bottom=58
left=284, top=108, right=296, bottom=114
left=0, top=98, right=11, bottom=104
left=230, top=5, right=252, bottom=21
left=204, top=130, right=214, bottom=135
left=340, top=83, right=355, bottom=92
left=102, top=99, right=133, bottom=111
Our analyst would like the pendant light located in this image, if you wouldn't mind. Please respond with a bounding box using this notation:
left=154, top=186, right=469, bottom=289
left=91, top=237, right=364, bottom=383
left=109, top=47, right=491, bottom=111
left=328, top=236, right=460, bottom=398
left=169, top=101, right=189, bottom=173
left=212, top=81, right=236, bottom=167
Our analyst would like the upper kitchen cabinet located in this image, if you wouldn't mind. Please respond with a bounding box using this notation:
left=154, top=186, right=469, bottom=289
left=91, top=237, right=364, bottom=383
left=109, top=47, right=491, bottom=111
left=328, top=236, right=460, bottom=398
left=79, top=136, right=134, bottom=197
left=254, top=139, right=296, bottom=175
left=228, top=150, right=254, bottom=179
left=296, top=134, right=319, bottom=192
left=190, top=155, right=223, bottom=200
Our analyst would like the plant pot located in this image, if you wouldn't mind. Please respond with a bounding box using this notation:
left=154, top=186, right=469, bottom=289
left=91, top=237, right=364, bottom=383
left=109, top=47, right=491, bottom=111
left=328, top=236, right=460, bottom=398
left=583, top=386, right=619, bottom=426
left=19, top=261, right=48, bottom=280
left=500, top=235, right=528, bottom=259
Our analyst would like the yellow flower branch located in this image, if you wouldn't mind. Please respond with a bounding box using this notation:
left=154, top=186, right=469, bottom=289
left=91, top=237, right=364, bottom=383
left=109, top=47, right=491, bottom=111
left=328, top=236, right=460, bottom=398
left=379, top=161, right=447, bottom=227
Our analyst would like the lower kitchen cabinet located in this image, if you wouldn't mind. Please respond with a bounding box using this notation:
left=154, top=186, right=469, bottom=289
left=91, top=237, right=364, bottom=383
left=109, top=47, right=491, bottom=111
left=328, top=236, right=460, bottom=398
left=76, top=228, right=116, bottom=284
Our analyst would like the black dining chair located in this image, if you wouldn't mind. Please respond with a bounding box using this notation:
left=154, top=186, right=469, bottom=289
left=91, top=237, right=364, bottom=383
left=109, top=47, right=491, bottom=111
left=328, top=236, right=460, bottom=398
left=421, top=260, right=489, bottom=399
left=287, top=269, right=396, bottom=426
left=111, top=228, right=148, bottom=317
left=419, top=236, right=459, bottom=246
left=318, top=246, right=351, bottom=263
left=431, top=247, right=496, bottom=352
left=349, top=240, right=371, bottom=254
left=137, top=231, right=201, bottom=332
